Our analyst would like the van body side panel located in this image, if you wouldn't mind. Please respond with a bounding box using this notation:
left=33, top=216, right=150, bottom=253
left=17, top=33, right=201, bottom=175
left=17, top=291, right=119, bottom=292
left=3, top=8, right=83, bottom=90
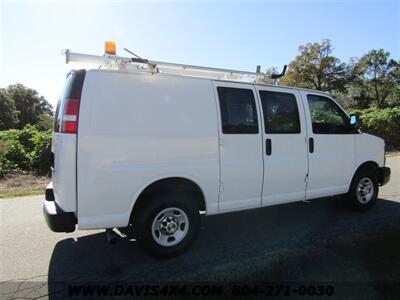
left=77, top=70, right=220, bottom=229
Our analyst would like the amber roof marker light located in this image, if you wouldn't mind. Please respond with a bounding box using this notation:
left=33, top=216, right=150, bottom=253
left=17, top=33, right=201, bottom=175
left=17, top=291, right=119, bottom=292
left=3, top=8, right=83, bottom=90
left=105, top=40, right=116, bottom=55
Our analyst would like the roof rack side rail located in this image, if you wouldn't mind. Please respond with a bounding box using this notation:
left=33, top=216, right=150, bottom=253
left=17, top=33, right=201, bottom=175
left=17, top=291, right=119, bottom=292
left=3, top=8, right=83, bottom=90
left=63, top=49, right=275, bottom=84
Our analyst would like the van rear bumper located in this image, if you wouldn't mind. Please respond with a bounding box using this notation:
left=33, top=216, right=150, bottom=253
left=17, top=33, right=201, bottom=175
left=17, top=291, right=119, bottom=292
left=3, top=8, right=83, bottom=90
left=378, top=167, right=390, bottom=186
left=43, top=183, right=76, bottom=233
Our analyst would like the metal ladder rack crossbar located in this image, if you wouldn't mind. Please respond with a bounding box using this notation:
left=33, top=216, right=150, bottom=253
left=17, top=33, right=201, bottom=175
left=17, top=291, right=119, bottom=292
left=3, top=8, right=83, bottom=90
left=63, top=50, right=270, bottom=83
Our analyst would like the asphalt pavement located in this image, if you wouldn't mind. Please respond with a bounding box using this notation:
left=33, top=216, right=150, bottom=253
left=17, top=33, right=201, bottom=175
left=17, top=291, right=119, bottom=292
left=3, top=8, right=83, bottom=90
left=0, top=156, right=399, bottom=299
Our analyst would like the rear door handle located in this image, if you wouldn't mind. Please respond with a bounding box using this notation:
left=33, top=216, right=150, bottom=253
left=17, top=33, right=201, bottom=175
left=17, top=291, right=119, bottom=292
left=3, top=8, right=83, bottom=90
left=266, top=139, right=272, bottom=156
left=309, top=138, right=314, bottom=153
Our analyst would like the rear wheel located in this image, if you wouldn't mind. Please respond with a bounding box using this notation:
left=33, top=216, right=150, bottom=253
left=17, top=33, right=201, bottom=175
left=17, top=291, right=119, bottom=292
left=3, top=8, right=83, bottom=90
left=135, top=193, right=200, bottom=258
left=348, top=167, right=378, bottom=211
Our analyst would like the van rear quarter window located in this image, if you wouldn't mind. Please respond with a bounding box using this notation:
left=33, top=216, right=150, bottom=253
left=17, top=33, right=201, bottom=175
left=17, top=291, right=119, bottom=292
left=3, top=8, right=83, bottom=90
left=217, top=87, right=259, bottom=134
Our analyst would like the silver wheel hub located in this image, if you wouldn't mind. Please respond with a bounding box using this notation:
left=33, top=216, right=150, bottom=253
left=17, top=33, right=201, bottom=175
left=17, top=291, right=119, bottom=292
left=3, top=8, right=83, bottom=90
left=357, top=177, right=374, bottom=204
left=152, top=207, right=189, bottom=247
left=160, top=216, right=178, bottom=235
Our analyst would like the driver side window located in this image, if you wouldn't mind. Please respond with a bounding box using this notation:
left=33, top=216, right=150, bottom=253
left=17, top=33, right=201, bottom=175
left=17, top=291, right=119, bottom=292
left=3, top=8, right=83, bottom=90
left=307, top=95, right=352, bottom=134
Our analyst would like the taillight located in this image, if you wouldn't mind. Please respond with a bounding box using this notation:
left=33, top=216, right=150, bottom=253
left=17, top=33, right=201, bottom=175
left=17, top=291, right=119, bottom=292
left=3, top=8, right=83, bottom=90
left=61, top=98, right=80, bottom=133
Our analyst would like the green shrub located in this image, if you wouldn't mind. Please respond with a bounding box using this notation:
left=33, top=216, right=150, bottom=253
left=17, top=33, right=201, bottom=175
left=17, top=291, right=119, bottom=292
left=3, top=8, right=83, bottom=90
left=2, top=139, right=30, bottom=170
left=350, top=107, right=400, bottom=150
left=0, top=125, right=52, bottom=177
left=36, top=114, right=54, bottom=131
left=29, top=129, right=52, bottom=175
left=0, top=143, right=25, bottom=177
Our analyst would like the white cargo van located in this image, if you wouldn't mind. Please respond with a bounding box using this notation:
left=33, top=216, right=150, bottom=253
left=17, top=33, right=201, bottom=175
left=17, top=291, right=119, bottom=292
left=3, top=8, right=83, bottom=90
left=44, top=46, right=390, bottom=257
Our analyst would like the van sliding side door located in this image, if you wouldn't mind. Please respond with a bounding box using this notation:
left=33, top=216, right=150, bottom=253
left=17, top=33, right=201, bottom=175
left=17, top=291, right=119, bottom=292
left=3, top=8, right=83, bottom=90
left=255, top=86, right=308, bottom=205
left=213, top=82, right=264, bottom=212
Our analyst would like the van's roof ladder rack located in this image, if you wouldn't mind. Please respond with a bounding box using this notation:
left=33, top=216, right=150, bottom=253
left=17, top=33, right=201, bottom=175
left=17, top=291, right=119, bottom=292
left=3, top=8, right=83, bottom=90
left=63, top=49, right=285, bottom=84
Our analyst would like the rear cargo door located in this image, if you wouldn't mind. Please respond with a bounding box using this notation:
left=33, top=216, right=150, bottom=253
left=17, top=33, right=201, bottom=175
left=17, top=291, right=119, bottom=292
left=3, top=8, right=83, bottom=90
left=51, top=70, right=85, bottom=212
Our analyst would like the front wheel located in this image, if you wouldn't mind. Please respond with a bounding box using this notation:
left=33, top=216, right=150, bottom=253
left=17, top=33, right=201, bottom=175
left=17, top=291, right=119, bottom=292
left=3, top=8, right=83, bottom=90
left=348, top=168, right=378, bottom=211
left=135, top=193, right=200, bottom=258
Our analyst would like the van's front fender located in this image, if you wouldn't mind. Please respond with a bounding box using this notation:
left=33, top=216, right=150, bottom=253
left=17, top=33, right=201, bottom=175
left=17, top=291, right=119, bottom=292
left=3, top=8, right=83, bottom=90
left=355, top=133, right=385, bottom=168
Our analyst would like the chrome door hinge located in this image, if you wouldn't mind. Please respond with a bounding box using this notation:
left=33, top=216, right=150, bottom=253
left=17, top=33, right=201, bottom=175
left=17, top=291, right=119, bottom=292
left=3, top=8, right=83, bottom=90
left=218, top=137, right=223, bottom=146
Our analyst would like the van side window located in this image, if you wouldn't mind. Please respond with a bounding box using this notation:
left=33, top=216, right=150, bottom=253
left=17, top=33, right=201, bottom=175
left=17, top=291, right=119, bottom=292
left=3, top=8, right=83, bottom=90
left=259, top=91, right=301, bottom=134
left=307, top=95, right=351, bottom=134
left=217, top=87, right=259, bottom=134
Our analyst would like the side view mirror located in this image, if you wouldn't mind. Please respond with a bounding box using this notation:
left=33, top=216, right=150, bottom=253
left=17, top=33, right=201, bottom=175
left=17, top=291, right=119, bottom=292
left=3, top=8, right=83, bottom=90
left=350, top=114, right=359, bottom=126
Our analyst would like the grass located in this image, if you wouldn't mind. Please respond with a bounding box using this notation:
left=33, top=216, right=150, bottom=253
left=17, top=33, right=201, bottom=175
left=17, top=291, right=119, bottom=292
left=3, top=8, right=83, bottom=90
left=0, top=174, right=47, bottom=198
left=0, top=188, right=44, bottom=198
left=386, top=151, right=400, bottom=157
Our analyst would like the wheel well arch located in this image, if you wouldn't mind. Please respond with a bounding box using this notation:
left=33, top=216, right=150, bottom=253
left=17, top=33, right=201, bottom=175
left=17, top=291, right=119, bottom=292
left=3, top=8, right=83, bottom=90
left=354, top=161, right=379, bottom=174
left=130, top=177, right=206, bottom=222
left=349, top=160, right=380, bottom=187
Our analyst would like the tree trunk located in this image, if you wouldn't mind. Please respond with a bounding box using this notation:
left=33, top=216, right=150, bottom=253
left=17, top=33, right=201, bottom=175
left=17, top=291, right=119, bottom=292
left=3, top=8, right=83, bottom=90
left=374, top=83, right=383, bottom=107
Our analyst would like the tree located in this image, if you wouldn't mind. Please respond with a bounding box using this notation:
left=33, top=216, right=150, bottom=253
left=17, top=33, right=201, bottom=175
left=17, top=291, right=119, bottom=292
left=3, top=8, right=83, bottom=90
left=0, top=89, right=19, bottom=130
left=386, top=87, right=400, bottom=108
left=355, top=49, right=399, bottom=108
left=5, top=84, right=53, bottom=129
left=280, top=39, right=348, bottom=92
left=36, top=114, right=54, bottom=131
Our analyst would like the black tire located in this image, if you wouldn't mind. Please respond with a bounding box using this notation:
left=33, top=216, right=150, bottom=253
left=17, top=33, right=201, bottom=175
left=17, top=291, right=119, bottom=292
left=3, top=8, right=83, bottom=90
left=348, top=167, right=379, bottom=211
left=134, top=193, right=200, bottom=258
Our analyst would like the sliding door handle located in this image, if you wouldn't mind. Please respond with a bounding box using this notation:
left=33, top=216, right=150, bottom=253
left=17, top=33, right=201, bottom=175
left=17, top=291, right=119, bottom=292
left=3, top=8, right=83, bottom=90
left=266, top=139, right=272, bottom=156
left=309, top=138, right=314, bottom=153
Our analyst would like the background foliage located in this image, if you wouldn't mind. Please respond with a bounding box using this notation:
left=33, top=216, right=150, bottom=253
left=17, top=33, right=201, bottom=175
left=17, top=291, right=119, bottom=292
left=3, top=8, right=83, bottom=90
left=350, top=107, right=400, bottom=150
left=0, top=84, right=53, bottom=130
left=0, top=126, right=52, bottom=178
left=279, top=40, right=399, bottom=110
